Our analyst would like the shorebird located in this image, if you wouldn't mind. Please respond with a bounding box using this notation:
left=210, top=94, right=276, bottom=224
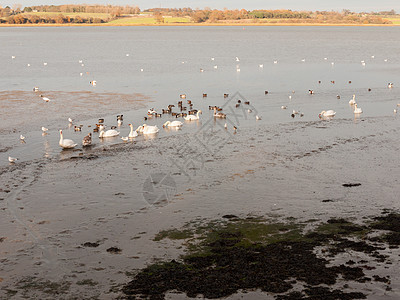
left=8, top=156, right=18, bottom=163
left=40, top=95, right=50, bottom=102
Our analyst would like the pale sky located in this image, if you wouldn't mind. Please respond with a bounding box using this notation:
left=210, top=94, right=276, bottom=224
left=1, top=0, right=399, bottom=12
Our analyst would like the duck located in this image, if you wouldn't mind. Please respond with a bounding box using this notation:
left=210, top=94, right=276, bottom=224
left=33, top=87, right=39, bottom=92
left=8, top=156, right=18, bottom=163
left=128, top=124, right=139, bottom=138
left=142, top=124, right=159, bottom=134
left=213, top=108, right=226, bottom=118
left=98, top=118, right=104, bottom=124
left=59, top=130, right=77, bottom=149
left=203, top=93, right=208, bottom=98
left=163, top=121, right=183, bottom=128
left=147, top=108, right=156, bottom=115
left=349, top=95, right=356, bottom=105
left=184, top=110, right=202, bottom=121
left=90, top=80, right=97, bottom=86
left=353, top=103, right=363, bottom=114
left=99, top=129, right=120, bottom=138
left=74, top=125, right=82, bottom=131
left=319, top=110, right=336, bottom=118
left=40, top=95, right=50, bottom=102
left=388, top=83, right=393, bottom=88
left=82, top=133, right=92, bottom=146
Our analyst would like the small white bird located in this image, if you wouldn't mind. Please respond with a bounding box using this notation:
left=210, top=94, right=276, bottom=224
left=281, top=106, right=287, bottom=110
left=68, top=118, right=73, bottom=123
left=331, top=62, right=335, bottom=65
left=40, top=95, right=50, bottom=102
left=43, top=62, right=47, bottom=66
left=126, top=54, right=129, bottom=57
left=324, top=57, right=328, bottom=60
left=274, top=60, right=278, bottom=64
left=20, top=135, right=25, bottom=140
left=27, top=64, right=30, bottom=67
left=11, top=56, right=15, bottom=59
left=214, top=65, right=218, bottom=69
left=42, top=127, right=48, bottom=132
left=90, top=81, right=96, bottom=86
left=236, top=68, right=240, bottom=72
left=301, top=59, right=306, bottom=62
left=33, top=87, right=39, bottom=92
left=8, top=156, right=18, bottom=163
left=140, top=68, right=144, bottom=72
left=211, top=57, right=215, bottom=61
left=224, top=123, right=227, bottom=129
left=80, top=73, right=83, bottom=76
left=256, top=115, right=262, bottom=120
left=235, top=57, right=240, bottom=62
left=78, top=60, right=83, bottom=63
left=259, top=64, right=263, bottom=68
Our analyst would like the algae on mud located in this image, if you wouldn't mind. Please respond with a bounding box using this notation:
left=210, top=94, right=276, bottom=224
left=122, top=212, right=400, bottom=299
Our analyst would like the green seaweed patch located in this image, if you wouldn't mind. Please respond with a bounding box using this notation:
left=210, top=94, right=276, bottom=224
left=15, top=277, right=71, bottom=295
left=153, top=228, right=194, bottom=241
left=314, top=218, right=368, bottom=237
left=371, top=213, right=400, bottom=232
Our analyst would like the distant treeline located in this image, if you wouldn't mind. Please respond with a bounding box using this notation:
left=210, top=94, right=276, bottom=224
left=0, top=5, right=397, bottom=25
left=0, top=4, right=140, bottom=24
left=150, top=8, right=395, bottom=24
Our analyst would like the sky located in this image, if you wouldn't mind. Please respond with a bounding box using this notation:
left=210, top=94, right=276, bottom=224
left=1, top=0, right=399, bottom=12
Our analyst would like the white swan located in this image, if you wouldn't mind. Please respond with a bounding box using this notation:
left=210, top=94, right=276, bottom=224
left=59, top=130, right=77, bottom=149
left=99, top=129, right=120, bottom=138
left=163, top=121, right=183, bottom=128
left=354, top=103, right=363, bottom=114
left=128, top=124, right=139, bottom=138
left=184, top=110, right=202, bottom=121
left=136, top=125, right=144, bottom=133
left=349, top=95, right=356, bottom=105
left=142, top=124, right=159, bottom=134
left=319, top=110, right=336, bottom=118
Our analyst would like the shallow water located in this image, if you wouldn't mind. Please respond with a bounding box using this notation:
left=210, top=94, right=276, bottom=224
left=1, top=26, right=400, bottom=298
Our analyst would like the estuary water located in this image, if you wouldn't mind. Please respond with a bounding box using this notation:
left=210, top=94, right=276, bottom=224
left=0, top=26, right=400, bottom=299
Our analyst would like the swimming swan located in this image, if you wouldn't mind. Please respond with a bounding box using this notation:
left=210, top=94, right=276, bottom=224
left=319, top=110, right=336, bottom=118
left=142, top=124, right=159, bottom=134
left=128, top=124, right=139, bottom=137
left=354, top=103, right=363, bottom=114
left=349, top=95, right=356, bottom=105
left=163, top=121, right=183, bottom=128
left=184, top=110, right=202, bottom=121
left=99, top=129, right=120, bottom=138
left=59, top=130, right=77, bottom=149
